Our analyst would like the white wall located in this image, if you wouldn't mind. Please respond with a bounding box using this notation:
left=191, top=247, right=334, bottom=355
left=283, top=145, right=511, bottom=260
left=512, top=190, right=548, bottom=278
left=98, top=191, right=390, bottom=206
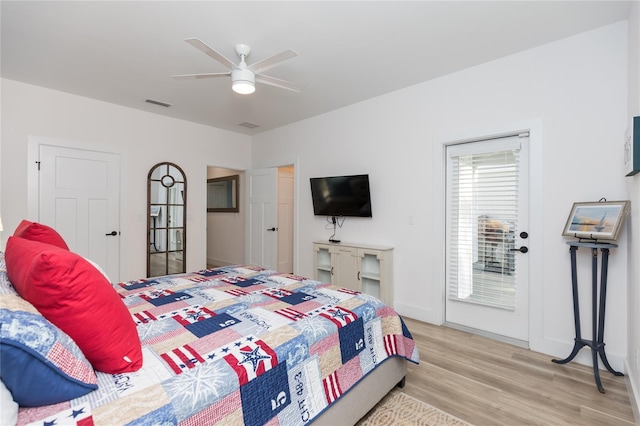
left=626, top=0, right=640, bottom=416
left=252, top=22, right=630, bottom=371
left=206, top=166, right=245, bottom=267
left=0, top=79, right=252, bottom=281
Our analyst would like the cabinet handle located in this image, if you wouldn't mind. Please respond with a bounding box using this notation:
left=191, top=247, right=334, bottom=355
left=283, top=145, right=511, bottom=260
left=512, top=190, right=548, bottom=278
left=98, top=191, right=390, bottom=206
left=357, top=271, right=361, bottom=280
left=330, top=266, right=334, bottom=276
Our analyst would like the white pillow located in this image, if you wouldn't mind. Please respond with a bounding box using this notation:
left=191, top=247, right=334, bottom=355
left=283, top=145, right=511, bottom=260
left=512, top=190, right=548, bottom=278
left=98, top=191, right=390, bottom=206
left=0, top=379, right=18, bottom=426
left=83, top=257, right=111, bottom=283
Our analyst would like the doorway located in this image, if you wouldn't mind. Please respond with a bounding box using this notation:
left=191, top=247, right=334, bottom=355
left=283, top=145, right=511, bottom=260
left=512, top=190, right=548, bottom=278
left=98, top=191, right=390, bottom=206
left=245, top=166, right=295, bottom=272
left=205, top=165, right=294, bottom=272
left=445, top=133, right=530, bottom=343
left=206, top=167, right=245, bottom=268
left=277, top=166, right=294, bottom=273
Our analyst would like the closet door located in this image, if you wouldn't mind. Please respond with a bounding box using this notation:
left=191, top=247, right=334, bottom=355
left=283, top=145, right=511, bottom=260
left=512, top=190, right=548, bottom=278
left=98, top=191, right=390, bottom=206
left=39, top=144, right=121, bottom=281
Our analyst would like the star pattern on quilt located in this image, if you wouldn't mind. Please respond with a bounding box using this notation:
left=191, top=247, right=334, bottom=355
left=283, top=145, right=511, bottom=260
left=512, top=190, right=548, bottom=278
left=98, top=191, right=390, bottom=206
left=318, top=306, right=358, bottom=328
left=331, top=309, right=349, bottom=321
left=309, top=304, right=337, bottom=316
left=70, top=407, right=86, bottom=418
left=238, top=346, right=272, bottom=371
left=185, top=309, right=206, bottom=321
left=40, top=405, right=91, bottom=426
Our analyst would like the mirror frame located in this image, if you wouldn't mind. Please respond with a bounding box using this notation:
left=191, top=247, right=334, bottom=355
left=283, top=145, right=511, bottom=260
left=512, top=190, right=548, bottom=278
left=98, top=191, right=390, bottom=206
left=147, top=162, right=187, bottom=277
left=207, top=174, right=239, bottom=213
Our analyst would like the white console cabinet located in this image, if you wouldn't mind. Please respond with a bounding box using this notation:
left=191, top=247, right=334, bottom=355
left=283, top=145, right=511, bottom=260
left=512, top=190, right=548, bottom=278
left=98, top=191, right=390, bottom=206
left=312, top=241, right=393, bottom=306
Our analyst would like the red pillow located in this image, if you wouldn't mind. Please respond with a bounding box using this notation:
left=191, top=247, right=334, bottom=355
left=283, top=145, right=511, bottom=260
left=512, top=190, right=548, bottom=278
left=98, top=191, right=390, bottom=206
left=5, top=236, right=142, bottom=373
left=13, top=220, right=69, bottom=250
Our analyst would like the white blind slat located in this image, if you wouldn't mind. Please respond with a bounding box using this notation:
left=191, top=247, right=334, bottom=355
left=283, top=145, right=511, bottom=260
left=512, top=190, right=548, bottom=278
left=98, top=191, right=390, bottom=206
left=446, top=141, right=521, bottom=310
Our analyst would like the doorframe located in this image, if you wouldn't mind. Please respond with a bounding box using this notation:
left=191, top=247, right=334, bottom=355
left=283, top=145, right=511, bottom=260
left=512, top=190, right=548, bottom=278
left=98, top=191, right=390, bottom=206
left=437, top=120, right=543, bottom=349
left=201, top=159, right=299, bottom=275
left=203, top=165, right=245, bottom=268
left=246, top=160, right=299, bottom=274
left=26, top=135, right=125, bottom=278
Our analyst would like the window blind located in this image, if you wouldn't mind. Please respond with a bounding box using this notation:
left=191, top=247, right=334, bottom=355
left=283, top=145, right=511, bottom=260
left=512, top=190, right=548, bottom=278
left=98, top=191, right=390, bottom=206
left=446, top=136, right=522, bottom=310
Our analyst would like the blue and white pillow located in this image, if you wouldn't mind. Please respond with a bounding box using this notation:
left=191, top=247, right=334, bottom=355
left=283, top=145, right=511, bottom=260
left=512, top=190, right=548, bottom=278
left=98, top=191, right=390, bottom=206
left=0, top=293, right=98, bottom=407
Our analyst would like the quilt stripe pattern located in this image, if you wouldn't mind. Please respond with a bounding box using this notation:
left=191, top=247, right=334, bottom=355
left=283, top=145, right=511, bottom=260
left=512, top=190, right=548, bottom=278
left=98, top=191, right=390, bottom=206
left=17, top=265, right=419, bottom=426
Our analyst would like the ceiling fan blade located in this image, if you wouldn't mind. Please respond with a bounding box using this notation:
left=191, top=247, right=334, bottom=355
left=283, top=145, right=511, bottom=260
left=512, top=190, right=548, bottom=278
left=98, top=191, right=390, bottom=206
left=184, top=38, right=237, bottom=70
left=172, top=72, right=231, bottom=80
left=250, top=49, right=299, bottom=75
left=255, top=74, right=302, bottom=93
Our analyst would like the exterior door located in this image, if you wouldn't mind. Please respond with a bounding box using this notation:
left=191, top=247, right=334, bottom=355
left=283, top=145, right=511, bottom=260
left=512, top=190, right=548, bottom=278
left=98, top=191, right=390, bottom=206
left=445, top=133, right=530, bottom=342
left=38, top=145, right=121, bottom=281
left=246, top=167, right=278, bottom=269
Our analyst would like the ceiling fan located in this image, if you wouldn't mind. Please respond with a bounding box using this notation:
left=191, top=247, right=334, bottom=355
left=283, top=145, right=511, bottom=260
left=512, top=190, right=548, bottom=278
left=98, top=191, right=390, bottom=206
left=173, top=38, right=300, bottom=95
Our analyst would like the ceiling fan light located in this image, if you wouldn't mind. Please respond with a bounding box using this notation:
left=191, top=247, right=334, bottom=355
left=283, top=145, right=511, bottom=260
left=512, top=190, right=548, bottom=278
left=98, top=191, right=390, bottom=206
left=232, top=68, right=255, bottom=94
left=232, top=81, right=255, bottom=95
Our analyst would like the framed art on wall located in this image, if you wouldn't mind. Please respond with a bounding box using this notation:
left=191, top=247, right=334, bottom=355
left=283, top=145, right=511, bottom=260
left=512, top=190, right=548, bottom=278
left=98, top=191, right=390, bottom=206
left=624, top=116, right=639, bottom=176
left=562, top=200, right=630, bottom=241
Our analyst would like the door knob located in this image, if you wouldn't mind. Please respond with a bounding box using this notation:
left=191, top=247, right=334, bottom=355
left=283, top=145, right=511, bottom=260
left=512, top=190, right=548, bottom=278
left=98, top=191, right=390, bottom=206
left=510, top=246, right=529, bottom=253
left=267, top=227, right=277, bottom=231
left=105, top=231, right=118, bottom=236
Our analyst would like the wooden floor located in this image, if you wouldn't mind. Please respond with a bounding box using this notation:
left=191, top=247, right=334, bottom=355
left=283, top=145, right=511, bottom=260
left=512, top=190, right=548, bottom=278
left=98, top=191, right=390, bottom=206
left=400, top=317, right=636, bottom=425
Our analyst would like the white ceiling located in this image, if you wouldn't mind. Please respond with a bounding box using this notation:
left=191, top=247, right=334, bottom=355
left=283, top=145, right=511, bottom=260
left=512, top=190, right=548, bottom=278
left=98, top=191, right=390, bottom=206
left=1, top=1, right=632, bottom=135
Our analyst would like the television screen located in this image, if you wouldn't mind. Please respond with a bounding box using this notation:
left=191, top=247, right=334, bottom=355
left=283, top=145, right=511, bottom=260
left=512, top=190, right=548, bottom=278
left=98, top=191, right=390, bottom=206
left=310, top=174, right=372, bottom=217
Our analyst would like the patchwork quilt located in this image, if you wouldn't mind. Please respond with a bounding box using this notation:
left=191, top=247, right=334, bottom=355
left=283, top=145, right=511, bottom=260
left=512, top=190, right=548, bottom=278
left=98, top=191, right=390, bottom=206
left=16, top=265, right=419, bottom=425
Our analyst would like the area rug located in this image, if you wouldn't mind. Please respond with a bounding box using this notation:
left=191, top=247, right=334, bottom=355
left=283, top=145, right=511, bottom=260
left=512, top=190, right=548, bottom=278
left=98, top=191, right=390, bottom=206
left=357, top=389, right=472, bottom=426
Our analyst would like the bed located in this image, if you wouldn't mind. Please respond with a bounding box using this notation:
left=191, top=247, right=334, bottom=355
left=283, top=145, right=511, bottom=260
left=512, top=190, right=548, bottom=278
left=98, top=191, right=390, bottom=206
left=0, top=223, right=419, bottom=426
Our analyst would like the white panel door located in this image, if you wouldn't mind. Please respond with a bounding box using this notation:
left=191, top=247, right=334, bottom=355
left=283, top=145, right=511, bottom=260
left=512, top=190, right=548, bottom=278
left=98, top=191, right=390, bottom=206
left=445, top=134, right=530, bottom=342
left=246, top=167, right=278, bottom=269
left=39, top=145, right=121, bottom=281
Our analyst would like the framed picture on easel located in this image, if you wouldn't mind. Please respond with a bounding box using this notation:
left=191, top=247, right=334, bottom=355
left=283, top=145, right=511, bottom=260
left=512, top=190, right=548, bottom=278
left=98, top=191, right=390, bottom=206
left=562, top=200, right=630, bottom=241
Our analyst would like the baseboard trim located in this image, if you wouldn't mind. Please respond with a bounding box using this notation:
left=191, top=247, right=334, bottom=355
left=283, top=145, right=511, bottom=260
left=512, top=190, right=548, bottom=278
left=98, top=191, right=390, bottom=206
left=624, top=358, right=640, bottom=425
left=206, top=257, right=236, bottom=268
left=443, top=321, right=529, bottom=349
left=394, top=301, right=437, bottom=324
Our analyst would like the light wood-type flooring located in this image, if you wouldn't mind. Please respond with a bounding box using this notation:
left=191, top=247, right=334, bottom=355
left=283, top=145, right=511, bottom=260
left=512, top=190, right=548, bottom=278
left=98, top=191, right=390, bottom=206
left=400, top=317, right=636, bottom=425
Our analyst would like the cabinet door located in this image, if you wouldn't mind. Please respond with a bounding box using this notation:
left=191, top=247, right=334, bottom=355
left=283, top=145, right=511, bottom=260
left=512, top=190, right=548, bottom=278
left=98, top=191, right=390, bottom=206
left=313, top=244, right=334, bottom=284
left=333, top=246, right=360, bottom=291
left=358, top=249, right=382, bottom=300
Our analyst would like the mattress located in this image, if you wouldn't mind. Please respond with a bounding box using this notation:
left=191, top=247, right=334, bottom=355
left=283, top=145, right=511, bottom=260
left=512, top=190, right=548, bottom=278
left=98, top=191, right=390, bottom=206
left=3, top=261, right=419, bottom=425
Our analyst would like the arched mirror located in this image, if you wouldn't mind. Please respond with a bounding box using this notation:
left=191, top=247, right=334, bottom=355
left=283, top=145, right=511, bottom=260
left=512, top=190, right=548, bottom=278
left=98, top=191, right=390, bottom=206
left=147, top=162, right=186, bottom=277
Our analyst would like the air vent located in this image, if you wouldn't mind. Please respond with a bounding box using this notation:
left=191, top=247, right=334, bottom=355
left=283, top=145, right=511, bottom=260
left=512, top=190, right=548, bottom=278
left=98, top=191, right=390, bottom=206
left=238, top=122, right=260, bottom=129
left=145, top=98, right=171, bottom=108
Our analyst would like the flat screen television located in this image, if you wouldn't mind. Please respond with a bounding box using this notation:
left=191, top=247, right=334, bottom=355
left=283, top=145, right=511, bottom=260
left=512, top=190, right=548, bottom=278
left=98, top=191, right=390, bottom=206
left=310, top=174, right=372, bottom=217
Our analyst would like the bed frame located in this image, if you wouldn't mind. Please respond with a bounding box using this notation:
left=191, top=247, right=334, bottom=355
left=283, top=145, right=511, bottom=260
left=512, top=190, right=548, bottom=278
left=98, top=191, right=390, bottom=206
left=314, top=356, right=407, bottom=425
